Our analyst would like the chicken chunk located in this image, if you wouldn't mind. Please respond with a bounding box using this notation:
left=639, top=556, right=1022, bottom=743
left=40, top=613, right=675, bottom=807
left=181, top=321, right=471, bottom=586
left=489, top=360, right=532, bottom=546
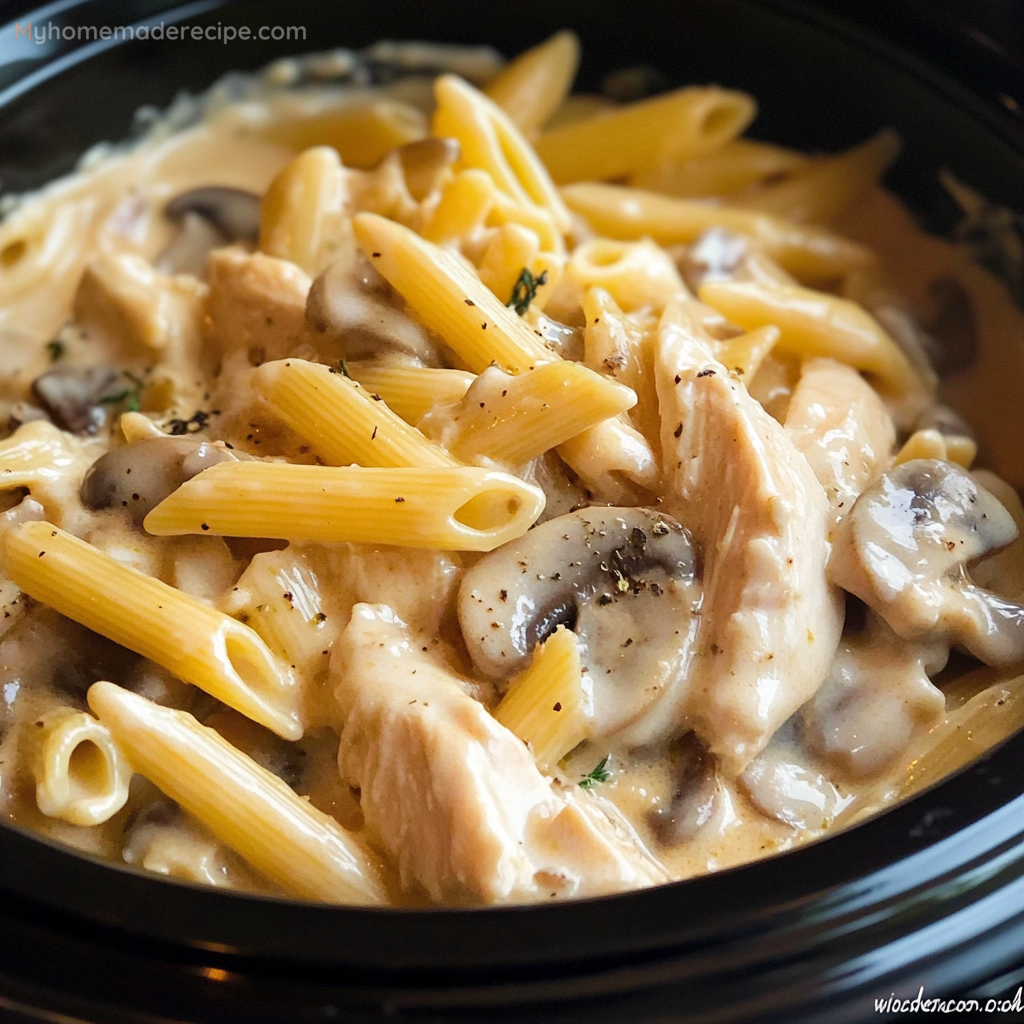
left=204, top=247, right=311, bottom=365
left=335, top=603, right=668, bottom=905
left=656, top=300, right=844, bottom=776
left=784, top=357, right=895, bottom=527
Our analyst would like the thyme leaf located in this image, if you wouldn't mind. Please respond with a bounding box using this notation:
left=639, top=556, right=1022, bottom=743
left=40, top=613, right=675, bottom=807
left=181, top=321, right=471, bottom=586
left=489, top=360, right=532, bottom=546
left=507, top=267, right=548, bottom=316
left=45, top=339, right=65, bottom=362
left=578, top=754, right=612, bottom=789
left=99, top=371, right=145, bottom=413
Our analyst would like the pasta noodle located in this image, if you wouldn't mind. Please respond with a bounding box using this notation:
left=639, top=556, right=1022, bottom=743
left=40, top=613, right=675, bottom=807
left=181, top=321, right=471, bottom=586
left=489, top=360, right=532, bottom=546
left=144, top=461, right=545, bottom=551
left=485, top=31, right=580, bottom=136
left=344, top=362, right=475, bottom=423
left=88, top=681, right=389, bottom=904
left=3, top=521, right=303, bottom=740
left=434, top=360, right=637, bottom=466
left=561, top=182, right=875, bottom=284
left=353, top=211, right=555, bottom=372
left=535, top=86, right=756, bottom=184
left=493, top=626, right=591, bottom=770
left=32, top=708, right=132, bottom=826
left=253, top=358, right=458, bottom=467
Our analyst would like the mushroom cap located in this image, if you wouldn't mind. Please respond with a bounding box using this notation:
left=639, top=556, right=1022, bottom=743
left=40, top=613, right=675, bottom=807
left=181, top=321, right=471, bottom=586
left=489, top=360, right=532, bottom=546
left=165, top=187, right=261, bottom=244
left=829, top=459, right=1019, bottom=648
left=80, top=436, right=237, bottom=525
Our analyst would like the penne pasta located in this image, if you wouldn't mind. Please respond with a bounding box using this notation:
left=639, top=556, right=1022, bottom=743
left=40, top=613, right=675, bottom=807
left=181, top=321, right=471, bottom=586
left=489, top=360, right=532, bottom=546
left=630, top=137, right=809, bottom=198
left=485, top=31, right=581, bottom=136
left=3, top=521, right=302, bottom=740
left=561, top=181, right=874, bottom=284
left=566, top=238, right=688, bottom=313
left=736, top=129, right=901, bottom=224
left=353, top=211, right=554, bottom=373
left=698, top=279, right=930, bottom=408
left=259, top=146, right=348, bottom=275
left=535, top=86, right=756, bottom=184
left=715, top=324, right=781, bottom=380
left=894, top=427, right=976, bottom=469
left=88, top=682, right=389, bottom=904
left=493, top=626, right=590, bottom=770
left=432, top=73, right=572, bottom=234
left=420, top=168, right=496, bottom=245
left=256, top=99, right=427, bottom=169
left=439, top=361, right=637, bottom=466
left=556, top=416, right=660, bottom=502
left=253, top=358, right=458, bottom=468
left=144, top=462, right=545, bottom=551
left=32, top=708, right=132, bottom=826
left=345, top=362, right=475, bottom=423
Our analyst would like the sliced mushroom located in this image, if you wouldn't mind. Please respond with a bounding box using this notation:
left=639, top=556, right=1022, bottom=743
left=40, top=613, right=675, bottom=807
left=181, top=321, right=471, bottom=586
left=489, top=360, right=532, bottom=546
left=32, top=366, right=124, bottom=434
left=459, top=507, right=702, bottom=742
left=801, top=611, right=946, bottom=779
left=159, top=187, right=262, bottom=277
left=738, top=721, right=840, bottom=831
left=80, top=436, right=237, bottom=525
left=396, top=137, right=460, bottom=202
left=165, top=187, right=261, bottom=243
left=829, top=459, right=1024, bottom=666
left=648, top=732, right=721, bottom=846
left=306, top=252, right=440, bottom=365
left=156, top=211, right=227, bottom=277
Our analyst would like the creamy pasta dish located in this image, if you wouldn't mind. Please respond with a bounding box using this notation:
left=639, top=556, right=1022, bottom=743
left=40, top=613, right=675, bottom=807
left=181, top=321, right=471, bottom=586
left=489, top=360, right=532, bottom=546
left=1, top=33, right=1023, bottom=906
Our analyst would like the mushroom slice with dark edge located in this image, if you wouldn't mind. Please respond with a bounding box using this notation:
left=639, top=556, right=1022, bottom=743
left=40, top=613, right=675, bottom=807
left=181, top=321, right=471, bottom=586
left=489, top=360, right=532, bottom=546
left=649, top=732, right=722, bottom=846
left=738, top=720, right=841, bottom=831
left=159, top=187, right=261, bottom=276
left=32, top=366, right=126, bottom=434
left=80, top=436, right=237, bottom=526
left=828, top=458, right=1024, bottom=666
left=306, top=251, right=441, bottom=365
left=458, top=507, right=702, bottom=744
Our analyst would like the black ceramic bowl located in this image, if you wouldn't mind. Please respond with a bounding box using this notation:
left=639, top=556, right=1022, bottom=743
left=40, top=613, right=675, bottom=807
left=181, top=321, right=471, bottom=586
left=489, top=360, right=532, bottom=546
left=1, top=2, right=1024, bottom=1022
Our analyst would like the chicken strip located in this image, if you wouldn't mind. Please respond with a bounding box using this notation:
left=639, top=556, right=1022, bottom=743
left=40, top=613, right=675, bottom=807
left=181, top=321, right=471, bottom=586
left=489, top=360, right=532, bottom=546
left=335, top=603, right=668, bottom=905
left=656, top=299, right=844, bottom=776
left=784, top=357, right=895, bottom=529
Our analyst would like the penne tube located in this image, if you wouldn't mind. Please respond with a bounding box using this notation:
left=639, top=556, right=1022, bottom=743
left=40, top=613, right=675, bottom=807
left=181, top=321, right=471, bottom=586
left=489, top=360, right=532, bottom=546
left=433, top=74, right=571, bottom=234
left=485, top=31, right=581, bottom=136
left=346, top=362, right=475, bottom=423
left=253, top=358, right=458, bottom=468
left=145, top=462, right=545, bottom=552
left=557, top=416, right=660, bottom=502
left=566, top=238, right=688, bottom=313
left=714, top=324, right=780, bottom=380
left=493, top=626, right=590, bottom=770
left=698, top=279, right=930, bottom=404
left=444, top=362, right=637, bottom=466
left=630, top=138, right=809, bottom=198
left=353, top=212, right=554, bottom=373
left=420, top=168, right=496, bottom=245
left=256, top=99, right=427, bottom=169
left=32, top=708, right=132, bottom=826
left=737, top=129, right=901, bottom=224
left=535, top=86, right=756, bottom=184
left=561, top=182, right=874, bottom=284
left=88, top=682, right=389, bottom=904
left=894, top=428, right=976, bottom=469
left=3, top=521, right=302, bottom=740
left=260, top=146, right=348, bottom=276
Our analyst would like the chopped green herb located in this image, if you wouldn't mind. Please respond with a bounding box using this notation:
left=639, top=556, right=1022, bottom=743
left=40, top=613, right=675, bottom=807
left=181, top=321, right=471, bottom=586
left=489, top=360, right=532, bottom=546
left=579, top=755, right=612, bottom=789
left=507, top=267, right=548, bottom=316
left=99, top=371, right=145, bottom=413
left=45, top=339, right=65, bottom=362
left=338, top=359, right=351, bottom=378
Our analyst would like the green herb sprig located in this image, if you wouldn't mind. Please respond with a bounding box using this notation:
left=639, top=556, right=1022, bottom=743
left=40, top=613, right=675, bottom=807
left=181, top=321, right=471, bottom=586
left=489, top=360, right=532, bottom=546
left=100, top=371, right=145, bottom=413
left=579, top=755, right=612, bottom=789
left=507, top=267, right=548, bottom=316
